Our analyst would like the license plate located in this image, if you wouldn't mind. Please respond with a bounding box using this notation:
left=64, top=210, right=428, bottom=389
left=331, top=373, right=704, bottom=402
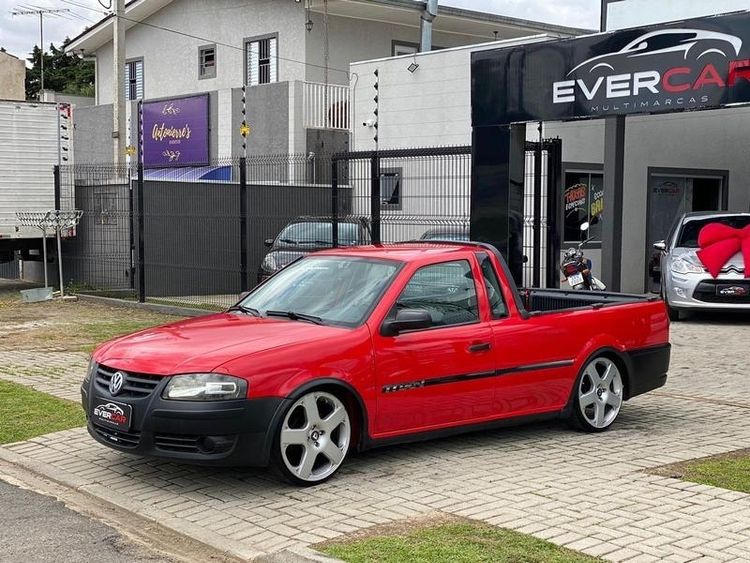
left=568, top=273, right=584, bottom=287
left=92, top=398, right=132, bottom=431
left=716, top=284, right=749, bottom=298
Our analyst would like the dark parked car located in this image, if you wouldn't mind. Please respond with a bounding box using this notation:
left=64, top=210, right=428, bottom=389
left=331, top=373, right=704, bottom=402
left=258, top=217, right=370, bottom=283
left=420, top=226, right=469, bottom=242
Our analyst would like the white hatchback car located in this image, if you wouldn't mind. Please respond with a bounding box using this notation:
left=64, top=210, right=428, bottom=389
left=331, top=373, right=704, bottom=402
left=654, top=212, right=750, bottom=321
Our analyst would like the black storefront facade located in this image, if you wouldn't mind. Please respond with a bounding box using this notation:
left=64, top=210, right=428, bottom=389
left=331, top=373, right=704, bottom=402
left=470, top=11, right=750, bottom=291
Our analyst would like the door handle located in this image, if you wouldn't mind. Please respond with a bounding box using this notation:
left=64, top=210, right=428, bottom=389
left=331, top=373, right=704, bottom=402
left=468, top=342, right=492, bottom=353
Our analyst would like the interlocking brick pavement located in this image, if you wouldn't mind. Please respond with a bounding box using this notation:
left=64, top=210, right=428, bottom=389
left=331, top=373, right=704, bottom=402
left=2, top=317, right=750, bottom=561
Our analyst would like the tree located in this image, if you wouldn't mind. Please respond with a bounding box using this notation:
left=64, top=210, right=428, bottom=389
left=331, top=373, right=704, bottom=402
left=25, top=38, right=94, bottom=100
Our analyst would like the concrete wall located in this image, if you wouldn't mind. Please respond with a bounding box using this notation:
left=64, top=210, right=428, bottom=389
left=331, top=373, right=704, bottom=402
left=351, top=35, right=552, bottom=151
left=41, top=91, right=95, bottom=107
left=0, top=52, right=25, bottom=101
left=74, top=104, right=115, bottom=164
left=94, top=0, right=307, bottom=105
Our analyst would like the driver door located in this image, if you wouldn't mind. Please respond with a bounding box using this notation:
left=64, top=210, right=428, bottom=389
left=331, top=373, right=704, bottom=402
left=372, top=258, right=496, bottom=436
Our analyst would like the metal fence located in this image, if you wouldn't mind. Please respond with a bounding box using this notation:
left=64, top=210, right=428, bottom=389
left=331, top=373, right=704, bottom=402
left=58, top=147, right=472, bottom=309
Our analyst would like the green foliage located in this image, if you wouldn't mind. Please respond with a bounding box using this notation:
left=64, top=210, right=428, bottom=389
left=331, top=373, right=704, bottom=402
left=318, top=521, right=603, bottom=563
left=25, top=37, right=94, bottom=100
left=0, top=380, right=86, bottom=444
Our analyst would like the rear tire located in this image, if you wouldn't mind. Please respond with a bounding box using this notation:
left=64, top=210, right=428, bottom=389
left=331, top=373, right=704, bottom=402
left=570, top=355, right=624, bottom=433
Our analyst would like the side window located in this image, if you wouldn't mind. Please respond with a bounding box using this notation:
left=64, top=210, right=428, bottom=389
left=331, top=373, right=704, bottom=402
left=478, top=253, right=507, bottom=319
left=390, top=260, right=479, bottom=328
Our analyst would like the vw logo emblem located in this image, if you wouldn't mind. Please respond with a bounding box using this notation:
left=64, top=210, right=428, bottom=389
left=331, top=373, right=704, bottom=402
left=109, top=371, right=126, bottom=396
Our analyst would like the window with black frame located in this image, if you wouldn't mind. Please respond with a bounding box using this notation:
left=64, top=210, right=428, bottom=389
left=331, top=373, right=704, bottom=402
left=564, top=171, right=603, bottom=244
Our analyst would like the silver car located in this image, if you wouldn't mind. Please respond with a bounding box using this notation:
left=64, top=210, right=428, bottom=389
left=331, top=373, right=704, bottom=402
left=654, top=212, right=750, bottom=321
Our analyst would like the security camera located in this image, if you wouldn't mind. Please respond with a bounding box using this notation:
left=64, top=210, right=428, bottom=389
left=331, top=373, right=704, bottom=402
left=363, top=118, right=376, bottom=127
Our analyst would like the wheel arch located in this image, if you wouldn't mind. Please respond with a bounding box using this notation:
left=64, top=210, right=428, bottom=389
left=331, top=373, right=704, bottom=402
left=563, top=346, right=634, bottom=417
left=270, top=378, right=370, bottom=454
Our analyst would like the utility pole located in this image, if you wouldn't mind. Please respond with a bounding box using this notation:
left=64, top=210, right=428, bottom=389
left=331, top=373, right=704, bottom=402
left=113, top=0, right=126, bottom=164
left=10, top=7, right=70, bottom=97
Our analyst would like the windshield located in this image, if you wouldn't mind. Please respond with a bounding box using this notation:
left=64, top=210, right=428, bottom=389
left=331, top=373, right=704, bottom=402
left=277, top=222, right=361, bottom=246
left=241, top=256, right=401, bottom=327
left=676, top=216, right=750, bottom=248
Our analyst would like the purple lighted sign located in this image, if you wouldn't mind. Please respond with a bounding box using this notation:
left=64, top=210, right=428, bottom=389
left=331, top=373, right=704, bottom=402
left=141, top=94, right=209, bottom=167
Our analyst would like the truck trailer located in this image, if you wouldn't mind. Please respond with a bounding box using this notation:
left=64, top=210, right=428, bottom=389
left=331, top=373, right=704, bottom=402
left=0, top=100, right=74, bottom=266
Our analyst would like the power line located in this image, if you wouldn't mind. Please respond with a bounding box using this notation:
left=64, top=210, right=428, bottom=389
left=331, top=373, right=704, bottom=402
left=10, top=5, right=71, bottom=94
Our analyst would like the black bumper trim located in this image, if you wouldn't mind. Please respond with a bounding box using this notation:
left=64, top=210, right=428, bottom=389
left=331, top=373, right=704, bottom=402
left=625, top=343, right=670, bottom=399
left=82, top=377, right=289, bottom=467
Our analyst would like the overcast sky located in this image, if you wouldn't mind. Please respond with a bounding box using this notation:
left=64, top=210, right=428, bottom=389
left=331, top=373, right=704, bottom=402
left=0, top=0, right=600, bottom=61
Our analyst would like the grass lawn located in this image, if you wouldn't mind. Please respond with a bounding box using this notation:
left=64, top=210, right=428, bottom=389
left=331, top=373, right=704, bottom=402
left=667, top=451, right=750, bottom=494
left=317, top=520, right=602, bottom=563
left=0, top=380, right=86, bottom=444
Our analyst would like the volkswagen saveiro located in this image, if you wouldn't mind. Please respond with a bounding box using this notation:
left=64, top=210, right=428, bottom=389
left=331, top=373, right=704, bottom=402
left=82, top=242, right=670, bottom=485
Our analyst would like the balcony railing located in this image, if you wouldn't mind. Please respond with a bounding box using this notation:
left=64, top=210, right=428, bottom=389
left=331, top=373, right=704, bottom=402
left=303, top=81, right=350, bottom=131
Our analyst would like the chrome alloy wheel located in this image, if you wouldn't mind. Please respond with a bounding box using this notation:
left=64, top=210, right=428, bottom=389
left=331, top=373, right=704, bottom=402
left=279, top=391, right=351, bottom=483
left=577, top=357, right=623, bottom=429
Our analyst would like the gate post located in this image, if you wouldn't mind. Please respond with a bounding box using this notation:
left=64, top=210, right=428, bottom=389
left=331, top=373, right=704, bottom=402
left=545, top=138, right=563, bottom=288
left=331, top=158, right=339, bottom=248
left=533, top=138, right=542, bottom=288
left=53, top=165, right=61, bottom=211
left=136, top=162, right=145, bottom=303
left=239, top=157, right=248, bottom=290
left=370, top=154, right=381, bottom=245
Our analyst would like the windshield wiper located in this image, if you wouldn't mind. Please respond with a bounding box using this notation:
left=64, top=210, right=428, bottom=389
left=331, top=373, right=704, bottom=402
left=266, top=310, right=325, bottom=325
left=227, top=304, right=261, bottom=317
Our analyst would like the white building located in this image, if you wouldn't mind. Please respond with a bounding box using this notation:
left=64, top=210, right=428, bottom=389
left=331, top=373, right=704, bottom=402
left=65, top=0, right=586, bottom=162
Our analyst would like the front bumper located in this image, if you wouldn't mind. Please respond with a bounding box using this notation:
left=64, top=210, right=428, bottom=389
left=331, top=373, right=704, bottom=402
left=664, top=269, right=750, bottom=311
left=81, top=370, right=288, bottom=467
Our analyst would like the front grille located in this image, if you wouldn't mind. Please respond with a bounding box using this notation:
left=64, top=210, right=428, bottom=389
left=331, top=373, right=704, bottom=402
left=95, top=365, right=162, bottom=398
left=92, top=423, right=141, bottom=448
left=154, top=433, right=201, bottom=453
left=693, top=280, right=750, bottom=304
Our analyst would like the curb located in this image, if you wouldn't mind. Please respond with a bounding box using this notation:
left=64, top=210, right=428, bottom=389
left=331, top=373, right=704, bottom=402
left=76, top=293, right=215, bottom=318
left=0, top=445, right=264, bottom=561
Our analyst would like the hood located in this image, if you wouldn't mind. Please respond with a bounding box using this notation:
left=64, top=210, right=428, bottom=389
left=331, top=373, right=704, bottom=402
left=94, top=313, right=347, bottom=375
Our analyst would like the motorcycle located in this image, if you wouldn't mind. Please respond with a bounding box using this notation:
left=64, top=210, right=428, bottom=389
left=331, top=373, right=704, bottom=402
left=560, top=221, right=606, bottom=291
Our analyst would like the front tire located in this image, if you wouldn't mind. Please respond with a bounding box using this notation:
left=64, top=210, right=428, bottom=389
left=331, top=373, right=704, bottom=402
left=570, top=356, right=624, bottom=432
left=272, top=390, right=351, bottom=486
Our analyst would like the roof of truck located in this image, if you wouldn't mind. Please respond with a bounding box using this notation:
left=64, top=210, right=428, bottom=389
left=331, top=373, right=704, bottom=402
left=315, top=242, right=479, bottom=261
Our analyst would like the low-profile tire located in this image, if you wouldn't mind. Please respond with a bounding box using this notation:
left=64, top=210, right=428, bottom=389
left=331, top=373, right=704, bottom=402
left=570, top=355, right=624, bottom=433
left=271, top=390, right=351, bottom=486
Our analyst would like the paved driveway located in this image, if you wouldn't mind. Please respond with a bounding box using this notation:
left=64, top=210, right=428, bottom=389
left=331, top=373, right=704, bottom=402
left=2, top=314, right=750, bottom=562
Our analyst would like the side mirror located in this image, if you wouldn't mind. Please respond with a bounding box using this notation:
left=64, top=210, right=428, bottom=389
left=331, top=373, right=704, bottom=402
left=238, top=290, right=251, bottom=301
left=653, top=241, right=667, bottom=252
left=381, top=308, right=432, bottom=337
left=264, top=238, right=274, bottom=248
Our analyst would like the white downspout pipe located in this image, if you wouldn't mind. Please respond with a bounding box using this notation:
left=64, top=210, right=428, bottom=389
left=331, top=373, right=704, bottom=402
left=420, top=0, right=438, bottom=52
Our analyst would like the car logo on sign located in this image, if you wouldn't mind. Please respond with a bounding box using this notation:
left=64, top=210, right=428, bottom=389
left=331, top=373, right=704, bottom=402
left=109, top=371, right=126, bottom=396
left=719, top=286, right=748, bottom=297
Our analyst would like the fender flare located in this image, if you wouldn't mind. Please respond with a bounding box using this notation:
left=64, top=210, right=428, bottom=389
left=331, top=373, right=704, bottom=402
left=262, top=378, right=371, bottom=458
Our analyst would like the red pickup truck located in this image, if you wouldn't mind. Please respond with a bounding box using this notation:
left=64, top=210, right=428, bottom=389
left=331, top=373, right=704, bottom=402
left=82, top=243, right=670, bottom=485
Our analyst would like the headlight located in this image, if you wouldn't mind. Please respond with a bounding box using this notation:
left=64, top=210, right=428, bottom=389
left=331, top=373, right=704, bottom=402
left=84, top=358, right=97, bottom=384
left=670, top=258, right=704, bottom=275
left=261, top=253, right=278, bottom=272
left=163, top=374, right=247, bottom=401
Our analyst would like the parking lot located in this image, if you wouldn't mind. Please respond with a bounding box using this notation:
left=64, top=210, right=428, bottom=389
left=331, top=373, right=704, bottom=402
left=2, top=295, right=750, bottom=562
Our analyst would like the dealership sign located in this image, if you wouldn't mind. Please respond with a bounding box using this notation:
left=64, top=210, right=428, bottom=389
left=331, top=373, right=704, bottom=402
left=142, top=94, right=209, bottom=167
left=472, top=11, right=750, bottom=125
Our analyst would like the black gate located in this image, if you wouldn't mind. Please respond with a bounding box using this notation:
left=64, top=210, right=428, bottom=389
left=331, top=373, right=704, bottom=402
left=331, top=146, right=473, bottom=246
left=523, top=138, right=562, bottom=289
